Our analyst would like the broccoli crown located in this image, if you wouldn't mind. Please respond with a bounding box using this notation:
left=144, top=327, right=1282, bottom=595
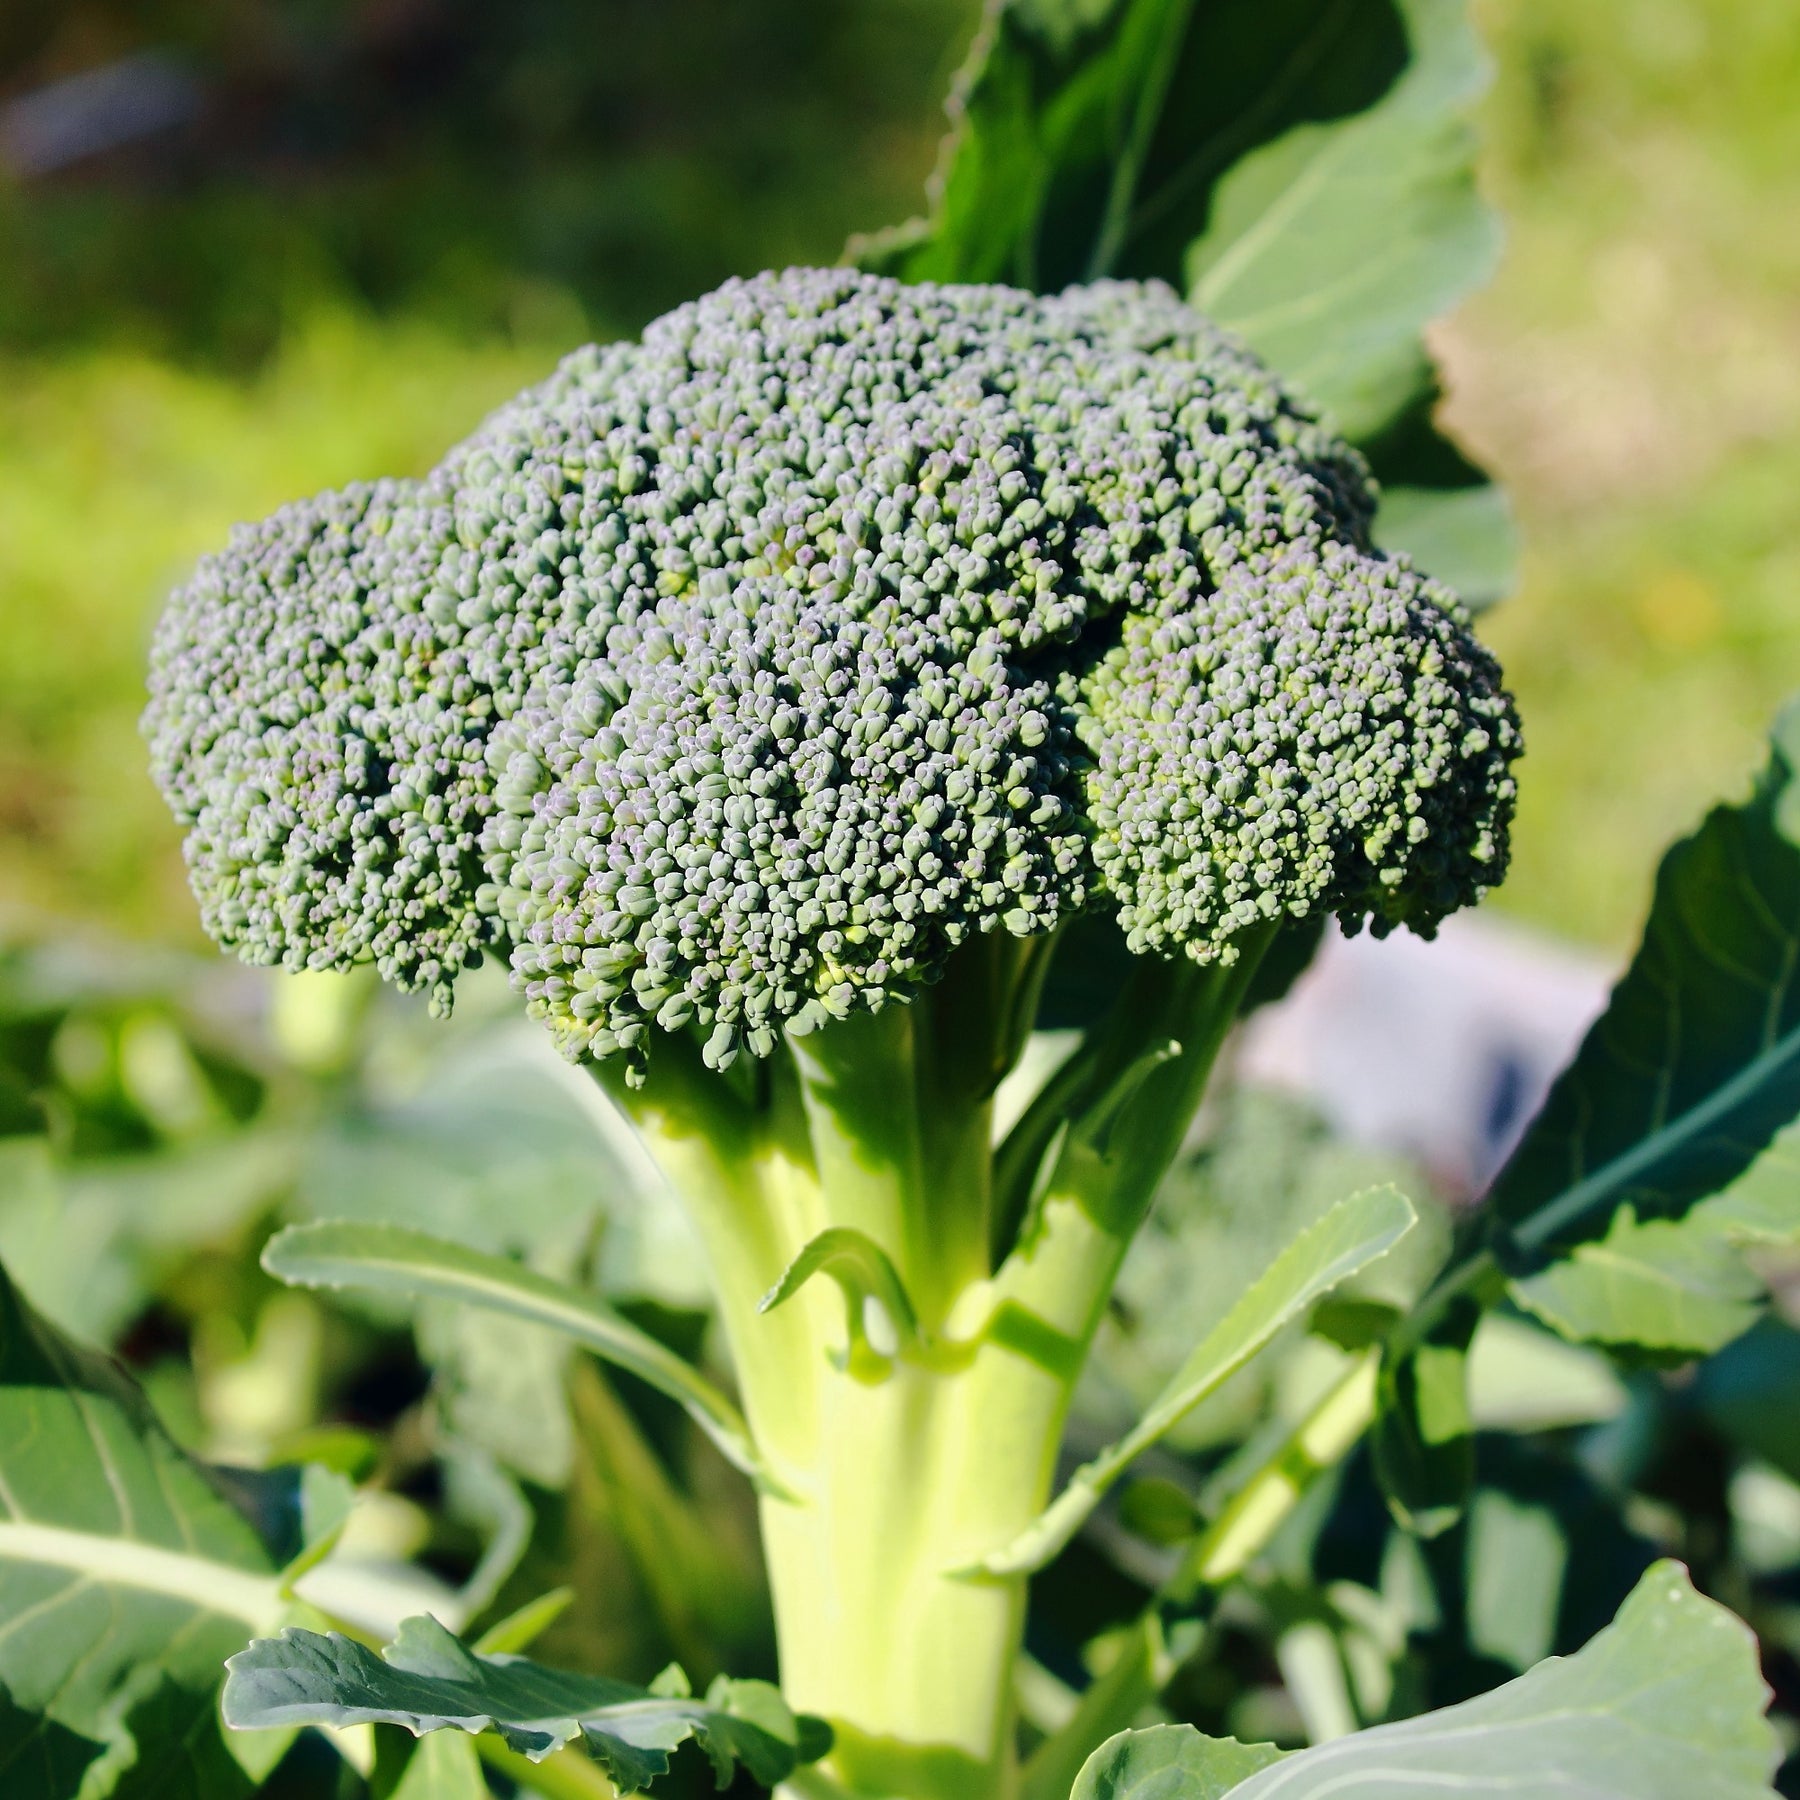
left=146, top=268, right=1519, bottom=1068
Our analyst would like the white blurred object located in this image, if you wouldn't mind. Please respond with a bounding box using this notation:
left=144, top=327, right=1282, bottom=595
left=1238, top=912, right=1616, bottom=1197
left=0, top=53, right=200, bottom=178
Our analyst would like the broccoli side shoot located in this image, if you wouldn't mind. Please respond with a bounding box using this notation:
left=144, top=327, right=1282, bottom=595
left=145, top=269, right=1518, bottom=1071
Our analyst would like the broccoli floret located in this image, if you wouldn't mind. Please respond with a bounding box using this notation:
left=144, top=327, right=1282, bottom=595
left=146, top=267, right=1518, bottom=1067
left=144, top=477, right=495, bottom=1000
left=1082, top=540, right=1514, bottom=959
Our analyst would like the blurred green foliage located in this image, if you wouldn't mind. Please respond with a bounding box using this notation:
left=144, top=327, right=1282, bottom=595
left=0, top=0, right=970, bottom=361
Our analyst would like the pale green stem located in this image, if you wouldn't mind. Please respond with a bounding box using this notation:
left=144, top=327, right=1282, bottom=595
left=596, top=1038, right=828, bottom=1483
left=601, top=929, right=1276, bottom=1800
left=992, top=928, right=1280, bottom=1355
left=768, top=938, right=1276, bottom=1797
left=788, top=931, right=1048, bottom=1329
left=787, top=1002, right=938, bottom=1316
left=1186, top=1350, right=1379, bottom=1589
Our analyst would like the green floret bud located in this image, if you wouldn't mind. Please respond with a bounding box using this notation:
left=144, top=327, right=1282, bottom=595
left=141, top=345, right=647, bottom=1003
left=1079, top=540, right=1519, bottom=962
left=145, top=266, right=1519, bottom=1068
left=143, top=478, right=502, bottom=1002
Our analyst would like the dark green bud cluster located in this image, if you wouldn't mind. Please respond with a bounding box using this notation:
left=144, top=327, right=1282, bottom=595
left=146, top=268, right=1518, bottom=1069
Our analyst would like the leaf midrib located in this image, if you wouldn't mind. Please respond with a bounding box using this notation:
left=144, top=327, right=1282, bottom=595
left=1511, top=1018, right=1800, bottom=1255
left=264, top=1225, right=770, bottom=1488
left=0, top=1519, right=281, bottom=1631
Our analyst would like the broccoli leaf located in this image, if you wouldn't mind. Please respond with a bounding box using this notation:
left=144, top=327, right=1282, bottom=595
left=1695, top=1320, right=1800, bottom=1484
left=1370, top=481, right=1517, bottom=611
left=856, top=0, right=1509, bottom=597
left=861, top=0, right=1490, bottom=342
left=760, top=1227, right=924, bottom=1381
left=104, top=1681, right=266, bottom=1800
left=978, top=1185, right=1414, bottom=1574
left=1700, top=1119, right=1800, bottom=1243
left=223, top=1616, right=829, bottom=1795
left=0, top=1131, right=296, bottom=1350
left=263, top=1220, right=772, bottom=1489
left=1487, top=699, right=1800, bottom=1271
left=390, top=1729, right=488, bottom=1800
left=1091, top=1086, right=1437, bottom=1458
left=1510, top=1207, right=1769, bottom=1357
left=1182, top=0, right=1497, bottom=440
left=1378, top=699, right=1800, bottom=1528
left=295, top=1015, right=667, bottom=1485
left=0, top=1256, right=293, bottom=1797
left=1371, top=1292, right=1481, bottom=1539
left=1068, top=1561, right=1777, bottom=1798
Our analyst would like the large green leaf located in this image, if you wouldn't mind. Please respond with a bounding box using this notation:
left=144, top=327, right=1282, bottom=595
left=978, top=1185, right=1414, bottom=1574
left=1069, top=1561, right=1777, bottom=1798
left=855, top=0, right=1508, bottom=594
left=1182, top=0, right=1495, bottom=439
left=1488, top=701, right=1800, bottom=1272
left=262, top=1220, right=773, bottom=1490
left=0, top=1257, right=291, bottom=1797
left=223, top=1615, right=828, bottom=1795
left=1511, top=1206, right=1769, bottom=1357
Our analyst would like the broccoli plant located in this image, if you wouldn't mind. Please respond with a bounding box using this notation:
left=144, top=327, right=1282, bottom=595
left=141, top=267, right=1516, bottom=1797
left=0, top=4, right=1767, bottom=1798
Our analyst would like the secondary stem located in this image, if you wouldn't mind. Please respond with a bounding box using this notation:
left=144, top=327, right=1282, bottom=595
left=1018, top=1351, right=1381, bottom=1800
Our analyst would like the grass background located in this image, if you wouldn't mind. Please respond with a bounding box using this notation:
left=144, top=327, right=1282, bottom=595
left=1, top=0, right=1795, bottom=954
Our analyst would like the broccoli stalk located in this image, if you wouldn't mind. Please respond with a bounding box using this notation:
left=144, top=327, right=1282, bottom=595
left=145, top=269, right=1519, bottom=1798
left=597, top=925, right=1274, bottom=1798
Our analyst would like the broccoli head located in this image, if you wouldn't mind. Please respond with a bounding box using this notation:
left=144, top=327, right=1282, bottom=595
left=146, top=268, right=1519, bottom=1070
